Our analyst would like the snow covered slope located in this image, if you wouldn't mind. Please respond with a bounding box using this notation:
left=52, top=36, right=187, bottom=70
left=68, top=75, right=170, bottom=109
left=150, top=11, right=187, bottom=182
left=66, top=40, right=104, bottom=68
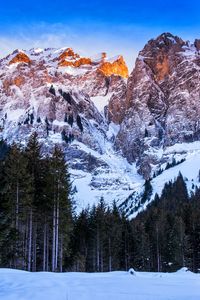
left=0, top=268, right=199, bottom=300
left=70, top=138, right=143, bottom=212
left=120, top=141, right=200, bottom=218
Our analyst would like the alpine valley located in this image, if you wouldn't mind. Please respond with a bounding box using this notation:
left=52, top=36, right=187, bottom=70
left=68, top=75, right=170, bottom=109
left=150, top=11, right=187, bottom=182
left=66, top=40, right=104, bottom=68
left=1, top=32, right=200, bottom=217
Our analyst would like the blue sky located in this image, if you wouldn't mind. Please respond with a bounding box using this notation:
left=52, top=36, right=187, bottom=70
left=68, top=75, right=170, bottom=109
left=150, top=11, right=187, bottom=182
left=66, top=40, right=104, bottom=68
left=1, top=0, right=200, bottom=69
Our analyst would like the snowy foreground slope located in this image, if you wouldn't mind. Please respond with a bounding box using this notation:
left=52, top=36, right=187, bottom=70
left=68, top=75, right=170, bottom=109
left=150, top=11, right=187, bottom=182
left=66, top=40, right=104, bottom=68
left=0, top=268, right=200, bottom=300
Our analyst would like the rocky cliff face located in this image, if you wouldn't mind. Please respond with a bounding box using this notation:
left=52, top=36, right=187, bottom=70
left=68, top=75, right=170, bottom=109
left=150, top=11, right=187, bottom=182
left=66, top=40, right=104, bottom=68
left=114, top=33, right=200, bottom=179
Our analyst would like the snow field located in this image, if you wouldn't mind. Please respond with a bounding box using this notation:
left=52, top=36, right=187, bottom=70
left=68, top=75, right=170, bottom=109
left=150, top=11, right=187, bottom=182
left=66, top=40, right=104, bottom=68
left=0, top=268, right=200, bottom=300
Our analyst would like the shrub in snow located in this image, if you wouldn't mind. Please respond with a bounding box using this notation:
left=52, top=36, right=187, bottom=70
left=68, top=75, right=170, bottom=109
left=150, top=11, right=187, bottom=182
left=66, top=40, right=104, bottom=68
left=128, top=268, right=136, bottom=275
left=49, top=85, right=56, bottom=96
left=77, top=115, right=83, bottom=132
left=63, top=92, right=72, bottom=104
left=176, top=267, right=189, bottom=273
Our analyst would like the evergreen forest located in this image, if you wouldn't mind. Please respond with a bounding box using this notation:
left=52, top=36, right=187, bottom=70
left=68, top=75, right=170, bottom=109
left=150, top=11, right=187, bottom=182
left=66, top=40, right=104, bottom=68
left=0, top=135, right=200, bottom=273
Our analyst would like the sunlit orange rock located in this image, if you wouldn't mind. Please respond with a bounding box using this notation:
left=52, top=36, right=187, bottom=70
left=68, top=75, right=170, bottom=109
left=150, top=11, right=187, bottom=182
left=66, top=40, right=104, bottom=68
left=154, top=55, right=170, bottom=81
left=9, top=52, right=31, bottom=65
left=58, top=48, right=80, bottom=61
left=59, top=57, right=92, bottom=67
left=2, top=76, right=25, bottom=91
left=98, top=56, right=128, bottom=78
left=58, top=48, right=92, bottom=67
left=74, top=58, right=92, bottom=67
left=58, top=49, right=128, bottom=77
left=13, top=76, right=25, bottom=87
left=2, top=79, right=10, bottom=91
left=58, top=60, right=74, bottom=67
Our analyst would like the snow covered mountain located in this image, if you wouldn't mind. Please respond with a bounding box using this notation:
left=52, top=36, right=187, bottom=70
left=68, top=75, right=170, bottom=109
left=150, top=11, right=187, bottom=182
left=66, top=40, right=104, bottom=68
left=1, top=33, right=200, bottom=217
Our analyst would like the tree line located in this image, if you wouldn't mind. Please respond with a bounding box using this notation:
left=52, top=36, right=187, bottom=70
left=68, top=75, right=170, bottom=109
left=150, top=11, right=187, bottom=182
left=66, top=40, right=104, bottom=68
left=0, top=136, right=200, bottom=273
left=69, top=173, right=200, bottom=273
left=0, top=134, right=72, bottom=272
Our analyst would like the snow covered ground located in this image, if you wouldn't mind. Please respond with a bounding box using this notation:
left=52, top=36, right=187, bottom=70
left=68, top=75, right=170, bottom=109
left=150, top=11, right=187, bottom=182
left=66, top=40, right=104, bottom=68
left=0, top=268, right=200, bottom=300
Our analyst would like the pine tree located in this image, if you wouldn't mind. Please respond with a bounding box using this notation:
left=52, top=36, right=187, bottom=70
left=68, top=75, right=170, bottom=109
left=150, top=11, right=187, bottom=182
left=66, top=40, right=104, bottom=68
left=0, top=143, right=32, bottom=269
left=70, top=208, right=90, bottom=271
left=25, top=132, right=42, bottom=271
left=49, top=145, right=72, bottom=272
left=141, top=180, right=152, bottom=204
left=64, top=113, right=68, bottom=123
left=106, top=202, right=124, bottom=271
left=76, top=115, right=83, bottom=132
left=68, top=114, right=73, bottom=127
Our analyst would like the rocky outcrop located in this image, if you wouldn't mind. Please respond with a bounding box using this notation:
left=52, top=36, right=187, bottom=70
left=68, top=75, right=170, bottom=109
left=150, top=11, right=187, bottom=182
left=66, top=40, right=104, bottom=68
left=98, top=55, right=128, bottom=78
left=57, top=49, right=128, bottom=78
left=140, top=33, right=185, bottom=83
left=58, top=48, right=80, bottom=61
left=112, top=33, right=200, bottom=178
left=107, top=76, right=127, bottom=124
left=194, top=39, right=200, bottom=51
left=59, top=56, right=92, bottom=67
left=9, top=51, right=31, bottom=65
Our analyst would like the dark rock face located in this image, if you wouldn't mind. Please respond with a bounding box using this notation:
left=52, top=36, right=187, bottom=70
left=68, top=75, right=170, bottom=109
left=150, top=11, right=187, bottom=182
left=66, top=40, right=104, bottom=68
left=194, top=39, right=200, bottom=51
left=107, top=76, right=127, bottom=124
left=112, top=33, right=200, bottom=178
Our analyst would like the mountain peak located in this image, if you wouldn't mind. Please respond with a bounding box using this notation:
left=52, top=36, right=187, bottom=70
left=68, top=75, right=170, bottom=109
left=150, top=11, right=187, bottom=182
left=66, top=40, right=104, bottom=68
left=9, top=51, right=31, bottom=65
left=138, top=32, right=186, bottom=82
left=58, top=47, right=80, bottom=62
left=153, top=32, right=185, bottom=46
left=98, top=55, right=128, bottom=78
left=142, top=32, right=186, bottom=51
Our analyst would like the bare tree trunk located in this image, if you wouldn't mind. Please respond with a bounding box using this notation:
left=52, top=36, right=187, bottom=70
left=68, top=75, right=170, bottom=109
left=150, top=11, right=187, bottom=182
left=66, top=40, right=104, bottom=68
left=93, top=242, right=96, bottom=272
left=100, top=246, right=104, bottom=272
left=108, top=237, right=112, bottom=272
left=156, top=225, right=160, bottom=272
left=43, top=222, right=46, bottom=271
left=32, top=222, right=37, bottom=272
left=16, top=181, right=19, bottom=230
left=179, top=220, right=185, bottom=267
left=46, top=225, right=49, bottom=272
left=14, top=181, right=19, bottom=269
left=25, top=218, right=29, bottom=270
left=124, top=230, right=129, bottom=271
left=59, top=234, right=63, bottom=272
left=55, top=198, right=59, bottom=271
left=96, top=229, right=100, bottom=272
left=22, top=225, right=26, bottom=270
left=52, top=202, right=56, bottom=272
left=28, top=208, right=33, bottom=272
